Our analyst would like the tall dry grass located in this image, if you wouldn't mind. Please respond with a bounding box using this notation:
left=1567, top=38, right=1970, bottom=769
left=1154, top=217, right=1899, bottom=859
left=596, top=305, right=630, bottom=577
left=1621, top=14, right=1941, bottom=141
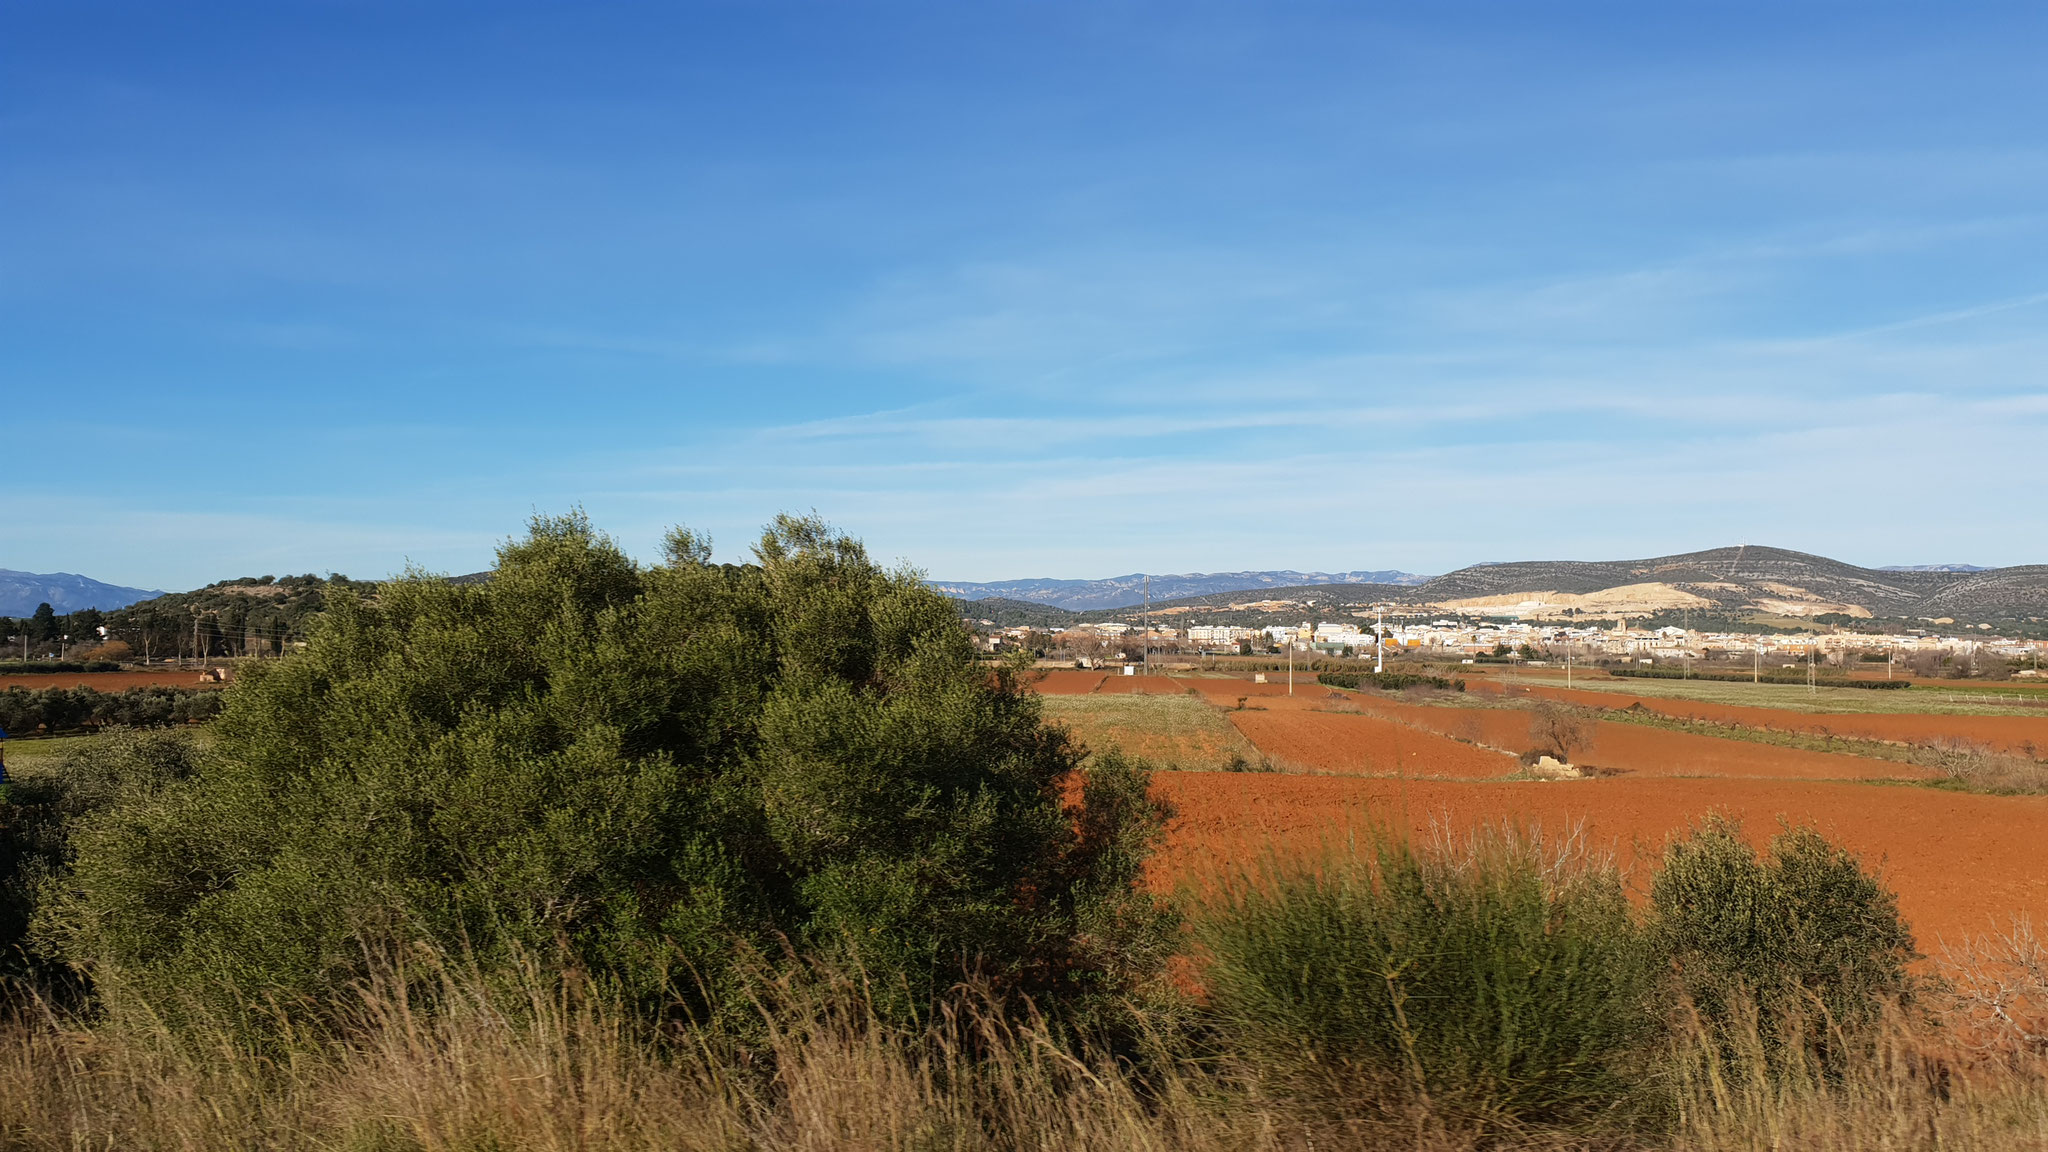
left=1669, top=1001, right=2048, bottom=1151
left=0, top=953, right=1278, bottom=1152
left=7, top=945, right=2048, bottom=1150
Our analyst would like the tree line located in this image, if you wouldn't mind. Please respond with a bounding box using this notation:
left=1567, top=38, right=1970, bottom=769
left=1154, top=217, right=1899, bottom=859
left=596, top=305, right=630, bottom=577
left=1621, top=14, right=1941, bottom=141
left=3, top=573, right=372, bottom=663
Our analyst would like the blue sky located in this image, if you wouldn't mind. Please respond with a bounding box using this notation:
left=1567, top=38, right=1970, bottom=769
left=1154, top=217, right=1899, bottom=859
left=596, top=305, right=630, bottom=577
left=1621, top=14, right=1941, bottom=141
left=7, top=3, right=2046, bottom=590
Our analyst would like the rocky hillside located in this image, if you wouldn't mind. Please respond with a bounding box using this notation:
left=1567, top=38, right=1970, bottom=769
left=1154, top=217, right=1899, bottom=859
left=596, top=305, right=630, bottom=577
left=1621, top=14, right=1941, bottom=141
left=1413, top=546, right=2041, bottom=623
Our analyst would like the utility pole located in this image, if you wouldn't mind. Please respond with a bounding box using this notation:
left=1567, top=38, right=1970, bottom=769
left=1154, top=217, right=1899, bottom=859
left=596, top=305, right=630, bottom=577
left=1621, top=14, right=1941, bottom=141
left=1375, top=604, right=1385, bottom=674
left=1753, top=644, right=1760, bottom=684
left=1287, top=632, right=1294, bottom=697
left=1142, top=576, right=1151, bottom=679
left=1808, top=640, right=1817, bottom=695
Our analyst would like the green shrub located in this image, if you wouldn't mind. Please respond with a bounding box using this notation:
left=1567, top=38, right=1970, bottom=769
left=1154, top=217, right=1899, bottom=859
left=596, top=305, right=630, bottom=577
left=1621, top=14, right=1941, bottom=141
left=1649, top=814, right=1917, bottom=1046
left=1194, top=824, right=1662, bottom=1136
left=0, top=730, right=201, bottom=990
left=40, top=513, right=1174, bottom=1034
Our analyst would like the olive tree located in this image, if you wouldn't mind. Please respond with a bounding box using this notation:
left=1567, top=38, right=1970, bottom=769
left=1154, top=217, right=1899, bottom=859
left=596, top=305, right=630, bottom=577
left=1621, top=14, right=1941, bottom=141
left=41, top=513, right=1172, bottom=1030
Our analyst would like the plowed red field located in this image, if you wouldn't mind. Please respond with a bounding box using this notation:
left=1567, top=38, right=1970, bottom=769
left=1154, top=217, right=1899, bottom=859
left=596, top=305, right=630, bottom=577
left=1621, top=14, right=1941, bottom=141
left=1152, top=773, right=2048, bottom=948
left=1340, top=695, right=1932, bottom=781
left=1030, top=671, right=1202, bottom=696
left=1181, top=677, right=1315, bottom=704
left=1481, top=681, right=2048, bottom=756
left=1227, top=710, right=1519, bottom=778
left=0, top=669, right=225, bottom=691
left=1029, top=670, right=1106, bottom=695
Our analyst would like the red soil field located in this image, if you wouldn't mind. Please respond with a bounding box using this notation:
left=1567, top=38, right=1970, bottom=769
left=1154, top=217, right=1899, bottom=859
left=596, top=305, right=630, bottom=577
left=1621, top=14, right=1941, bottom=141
left=0, top=669, right=226, bottom=692
left=1151, top=772, right=2048, bottom=950
left=1180, top=677, right=1310, bottom=705
left=1479, top=680, right=2048, bottom=757
left=1086, top=675, right=1195, bottom=696
left=1165, top=675, right=1928, bottom=780
left=1339, top=694, right=1934, bottom=782
left=1029, top=671, right=1199, bottom=696
left=1227, top=709, right=1520, bottom=779
left=1028, top=670, right=1107, bottom=695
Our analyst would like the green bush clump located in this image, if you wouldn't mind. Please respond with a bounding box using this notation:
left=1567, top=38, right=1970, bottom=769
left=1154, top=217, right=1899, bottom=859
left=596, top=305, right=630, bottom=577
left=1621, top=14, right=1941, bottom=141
left=36, top=513, right=1173, bottom=1033
left=1649, top=814, right=1917, bottom=1043
left=1192, top=816, right=1920, bottom=1138
left=0, top=729, right=202, bottom=990
left=1195, top=825, right=1663, bottom=1136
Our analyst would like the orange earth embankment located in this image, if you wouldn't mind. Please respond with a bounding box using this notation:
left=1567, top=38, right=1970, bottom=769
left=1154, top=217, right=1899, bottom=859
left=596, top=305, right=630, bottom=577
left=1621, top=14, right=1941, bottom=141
left=1151, top=772, right=2048, bottom=949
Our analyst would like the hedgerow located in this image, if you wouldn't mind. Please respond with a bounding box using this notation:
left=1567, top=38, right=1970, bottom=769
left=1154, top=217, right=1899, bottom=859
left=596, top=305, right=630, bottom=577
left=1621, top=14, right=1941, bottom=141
left=0, top=686, right=224, bottom=734
left=1316, top=671, right=1466, bottom=692
left=1610, top=667, right=1912, bottom=689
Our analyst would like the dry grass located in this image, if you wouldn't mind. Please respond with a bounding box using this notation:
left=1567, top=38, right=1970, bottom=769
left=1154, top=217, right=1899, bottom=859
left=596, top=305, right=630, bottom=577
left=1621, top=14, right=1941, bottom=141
left=1926, top=739, right=2048, bottom=796
left=6, top=936, right=2048, bottom=1150
left=1040, top=693, right=1266, bottom=772
left=0, top=956, right=1294, bottom=1152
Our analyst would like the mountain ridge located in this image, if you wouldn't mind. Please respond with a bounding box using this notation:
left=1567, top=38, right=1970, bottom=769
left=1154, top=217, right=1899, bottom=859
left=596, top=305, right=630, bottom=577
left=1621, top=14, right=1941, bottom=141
left=951, top=547, right=2048, bottom=626
left=0, top=569, right=165, bottom=616
left=931, top=569, right=1428, bottom=611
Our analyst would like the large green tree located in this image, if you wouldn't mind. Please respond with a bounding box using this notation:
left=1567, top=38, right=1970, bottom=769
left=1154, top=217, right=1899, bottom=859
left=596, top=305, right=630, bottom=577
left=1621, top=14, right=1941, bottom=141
left=42, top=514, right=1170, bottom=1028
left=27, top=604, right=57, bottom=644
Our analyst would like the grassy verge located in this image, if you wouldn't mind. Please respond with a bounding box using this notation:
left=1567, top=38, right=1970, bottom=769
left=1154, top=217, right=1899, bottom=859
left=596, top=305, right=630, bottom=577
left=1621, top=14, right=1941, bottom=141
left=1040, top=693, right=1268, bottom=772
left=2, top=734, right=102, bottom=771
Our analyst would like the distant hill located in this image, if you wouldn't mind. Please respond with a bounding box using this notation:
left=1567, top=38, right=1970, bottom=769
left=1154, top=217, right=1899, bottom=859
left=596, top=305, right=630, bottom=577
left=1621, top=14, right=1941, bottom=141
left=932, top=569, right=1428, bottom=611
left=949, top=547, right=2048, bottom=629
left=1409, top=546, right=2046, bottom=624
left=98, top=574, right=376, bottom=659
left=0, top=569, right=163, bottom=616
